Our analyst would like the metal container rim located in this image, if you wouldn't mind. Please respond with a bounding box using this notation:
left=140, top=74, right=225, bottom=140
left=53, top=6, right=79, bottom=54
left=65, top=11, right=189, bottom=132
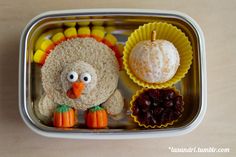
left=19, top=8, right=207, bottom=139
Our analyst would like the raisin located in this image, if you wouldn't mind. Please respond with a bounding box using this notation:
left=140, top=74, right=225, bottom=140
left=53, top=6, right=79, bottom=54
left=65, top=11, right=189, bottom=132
left=174, top=111, right=181, bottom=116
left=148, top=89, right=160, bottom=99
left=167, top=89, right=176, bottom=99
left=168, top=111, right=174, bottom=122
left=154, top=107, right=164, bottom=116
left=160, top=112, right=167, bottom=124
left=132, top=106, right=140, bottom=115
left=164, top=100, right=174, bottom=108
left=152, top=101, right=158, bottom=107
left=175, top=96, right=183, bottom=106
left=150, top=116, right=157, bottom=125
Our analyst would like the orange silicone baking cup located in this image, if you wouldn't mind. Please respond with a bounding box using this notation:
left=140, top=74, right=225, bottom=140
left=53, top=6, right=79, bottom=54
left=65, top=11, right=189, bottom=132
left=130, top=87, right=184, bottom=128
left=123, top=22, right=193, bottom=88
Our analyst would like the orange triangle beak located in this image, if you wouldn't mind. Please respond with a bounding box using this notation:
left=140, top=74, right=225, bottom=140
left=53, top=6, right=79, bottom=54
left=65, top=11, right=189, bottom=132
left=72, top=82, right=85, bottom=98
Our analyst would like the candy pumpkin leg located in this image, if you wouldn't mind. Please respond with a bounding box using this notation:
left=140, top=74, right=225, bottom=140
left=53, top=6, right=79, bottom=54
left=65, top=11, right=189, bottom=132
left=85, top=106, right=108, bottom=129
left=53, top=105, right=76, bottom=128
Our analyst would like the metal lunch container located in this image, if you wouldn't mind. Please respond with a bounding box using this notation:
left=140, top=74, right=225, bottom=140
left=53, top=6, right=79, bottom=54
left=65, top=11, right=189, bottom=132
left=19, top=9, right=207, bottom=139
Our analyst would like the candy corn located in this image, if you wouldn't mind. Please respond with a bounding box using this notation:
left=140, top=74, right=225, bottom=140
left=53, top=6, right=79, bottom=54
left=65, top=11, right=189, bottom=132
left=33, top=49, right=47, bottom=64
left=52, top=32, right=66, bottom=45
left=64, top=27, right=77, bottom=39
left=91, top=28, right=105, bottom=42
left=40, top=39, right=55, bottom=54
left=77, top=27, right=90, bottom=38
left=103, top=33, right=117, bottom=48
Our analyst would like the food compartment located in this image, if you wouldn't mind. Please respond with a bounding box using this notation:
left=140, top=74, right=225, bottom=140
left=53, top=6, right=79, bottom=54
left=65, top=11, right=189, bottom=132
left=19, top=10, right=205, bottom=137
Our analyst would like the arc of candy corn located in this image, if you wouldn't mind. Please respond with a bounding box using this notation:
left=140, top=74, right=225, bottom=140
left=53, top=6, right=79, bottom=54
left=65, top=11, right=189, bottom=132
left=33, top=26, right=123, bottom=68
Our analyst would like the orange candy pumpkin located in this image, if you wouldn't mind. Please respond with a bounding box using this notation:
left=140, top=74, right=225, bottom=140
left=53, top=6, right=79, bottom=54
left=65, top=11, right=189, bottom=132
left=85, top=106, right=108, bottom=129
left=53, top=104, right=76, bottom=128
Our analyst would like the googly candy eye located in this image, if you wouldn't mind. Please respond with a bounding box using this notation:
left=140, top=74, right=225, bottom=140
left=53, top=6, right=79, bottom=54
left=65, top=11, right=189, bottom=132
left=67, top=71, right=78, bottom=82
left=80, top=73, right=92, bottom=84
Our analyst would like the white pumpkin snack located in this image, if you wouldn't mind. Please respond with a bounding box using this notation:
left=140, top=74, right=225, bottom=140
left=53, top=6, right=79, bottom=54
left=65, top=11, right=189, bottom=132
left=33, top=25, right=124, bottom=128
left=123, top=22, right=193, bottom=88
left=129, top=33, right=180, bottom=83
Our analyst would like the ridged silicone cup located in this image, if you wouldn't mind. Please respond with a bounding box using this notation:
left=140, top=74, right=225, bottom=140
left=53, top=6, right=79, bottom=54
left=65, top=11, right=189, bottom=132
left=123, top=22, right=193, bottom=88
left=130, top=87, right=183, bottom=128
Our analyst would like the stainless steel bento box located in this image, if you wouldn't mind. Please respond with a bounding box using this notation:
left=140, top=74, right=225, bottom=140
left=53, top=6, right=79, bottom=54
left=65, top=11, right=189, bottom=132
left=19, top=9, right=207, bottom=139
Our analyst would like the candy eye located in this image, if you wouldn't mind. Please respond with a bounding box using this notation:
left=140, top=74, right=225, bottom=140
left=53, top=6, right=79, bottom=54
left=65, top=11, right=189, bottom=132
left=67, top=71, right=78, bottom=82
left=80, top=73, right=91, bottom=84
